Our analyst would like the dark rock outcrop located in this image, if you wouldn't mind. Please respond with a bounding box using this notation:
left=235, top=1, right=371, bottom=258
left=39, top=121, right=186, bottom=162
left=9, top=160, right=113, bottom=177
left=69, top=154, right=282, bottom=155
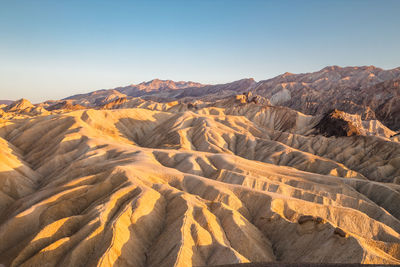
left=314, top=109, right=362, bottom=137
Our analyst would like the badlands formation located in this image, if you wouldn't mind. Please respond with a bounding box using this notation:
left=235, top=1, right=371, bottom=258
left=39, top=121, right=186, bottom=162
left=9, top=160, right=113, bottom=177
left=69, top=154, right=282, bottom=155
left=1, top=66, right=400, bottom=266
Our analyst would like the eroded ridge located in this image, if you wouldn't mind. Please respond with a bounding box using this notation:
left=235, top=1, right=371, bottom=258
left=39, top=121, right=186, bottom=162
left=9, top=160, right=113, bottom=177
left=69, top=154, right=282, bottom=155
left=1, top=103, right=400, bottom=266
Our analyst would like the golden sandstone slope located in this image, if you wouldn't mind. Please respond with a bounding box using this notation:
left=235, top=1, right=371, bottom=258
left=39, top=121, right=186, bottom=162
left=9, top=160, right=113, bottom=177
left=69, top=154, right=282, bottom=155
left=1, top=97, right=400, bottom=266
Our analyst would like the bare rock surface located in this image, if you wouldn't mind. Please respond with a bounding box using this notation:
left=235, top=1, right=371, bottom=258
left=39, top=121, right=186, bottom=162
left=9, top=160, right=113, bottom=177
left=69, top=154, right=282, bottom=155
left=45, top=100, right=87, bottom=111
left=1, top=94, right=400, bottom=266
left=61, top=66, right=400, bottom=132
left=314, top=109, right=362, bottom=137
left=252, top=66, right=400, bottom=130
left=1, top=66, right=400, bottom=266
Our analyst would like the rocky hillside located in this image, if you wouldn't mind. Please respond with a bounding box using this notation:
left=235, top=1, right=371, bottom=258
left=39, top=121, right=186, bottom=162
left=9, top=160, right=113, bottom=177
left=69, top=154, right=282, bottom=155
left=252, top=66, right=400, bottom=129
left=65, top=79, right=205, bottom=106
left=58, top=66, right=400, bottom=131
left=1, top=95, right=400, bottom=266
left=0, top=99, right=48, bottom=119
left=1, top=66, right=400, bottom=266
left=362, top=78, right=400, bottom=130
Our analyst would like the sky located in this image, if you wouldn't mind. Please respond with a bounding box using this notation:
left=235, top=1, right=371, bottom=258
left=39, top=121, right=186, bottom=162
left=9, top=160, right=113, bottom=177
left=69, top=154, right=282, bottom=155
left=0, top=0, right=399, bottom=103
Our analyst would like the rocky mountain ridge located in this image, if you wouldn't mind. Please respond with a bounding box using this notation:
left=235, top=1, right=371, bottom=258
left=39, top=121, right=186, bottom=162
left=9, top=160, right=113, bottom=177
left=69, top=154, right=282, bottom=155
left=51, top=65, right=400, bottom=130
left=64, top=79, right=204, bottom=106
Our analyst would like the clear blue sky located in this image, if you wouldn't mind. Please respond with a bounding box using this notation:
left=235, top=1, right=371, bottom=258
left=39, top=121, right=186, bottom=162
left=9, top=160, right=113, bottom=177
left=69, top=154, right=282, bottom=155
left=1, top=0, right=399, bottom=103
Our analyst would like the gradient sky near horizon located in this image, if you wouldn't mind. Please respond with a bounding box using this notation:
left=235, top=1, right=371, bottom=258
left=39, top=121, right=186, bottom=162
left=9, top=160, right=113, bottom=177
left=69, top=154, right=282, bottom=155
left=1, top=0, right=399, bottom=103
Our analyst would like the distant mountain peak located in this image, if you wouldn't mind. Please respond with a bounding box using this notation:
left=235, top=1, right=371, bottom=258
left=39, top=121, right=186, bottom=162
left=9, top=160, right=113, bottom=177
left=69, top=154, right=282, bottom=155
left=5, top=98, right=34, bottom=112
left=320, top=65, right=385, bottom=73
left=281, top=72, right=294, bottom=77
left=322, top=65, right=341, bottom=72
left=134, top=79, right=204, bottom=90
left=0, top=100, right=13, bottom=106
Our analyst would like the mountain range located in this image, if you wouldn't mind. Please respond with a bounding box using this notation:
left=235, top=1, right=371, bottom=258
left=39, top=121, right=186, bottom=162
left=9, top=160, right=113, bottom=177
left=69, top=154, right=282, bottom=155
left=47, top=65, right=400, bottom=131
left=1, top=66, right=400, bottom=266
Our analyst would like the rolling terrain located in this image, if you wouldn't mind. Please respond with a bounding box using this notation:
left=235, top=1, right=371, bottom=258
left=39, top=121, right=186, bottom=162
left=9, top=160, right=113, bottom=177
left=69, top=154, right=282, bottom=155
left=1, top=66, right=400, bottom=266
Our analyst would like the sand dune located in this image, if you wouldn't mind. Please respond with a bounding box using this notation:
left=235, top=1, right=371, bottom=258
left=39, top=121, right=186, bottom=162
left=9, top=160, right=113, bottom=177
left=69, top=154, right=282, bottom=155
left=1, top=99, right=400, bottom=266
